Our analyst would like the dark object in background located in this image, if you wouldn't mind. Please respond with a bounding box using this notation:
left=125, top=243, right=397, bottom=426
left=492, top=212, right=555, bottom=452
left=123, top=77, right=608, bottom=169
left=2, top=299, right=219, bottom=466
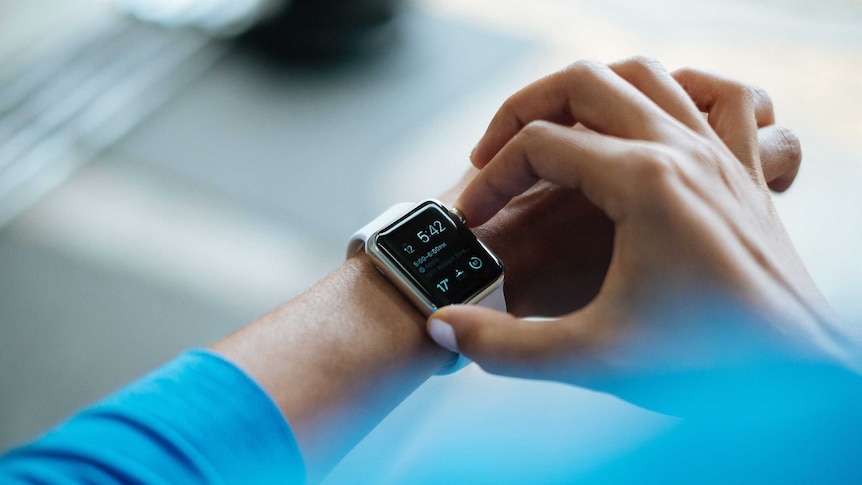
left=122, top=0, right=402, bottom=61
left=243, top=0, right=402, bottom=59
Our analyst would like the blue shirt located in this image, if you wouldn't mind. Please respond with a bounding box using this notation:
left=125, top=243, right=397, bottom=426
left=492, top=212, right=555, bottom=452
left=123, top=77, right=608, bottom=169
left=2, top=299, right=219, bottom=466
left=0, top=350, right=304, bottom=483
left=3, top=348, right=862, bottom=484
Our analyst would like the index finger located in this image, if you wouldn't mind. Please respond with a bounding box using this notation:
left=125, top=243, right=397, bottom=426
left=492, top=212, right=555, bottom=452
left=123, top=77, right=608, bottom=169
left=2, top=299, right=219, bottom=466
left=471, top=60, right=677, bottom=169
left=456, top=121, right=637, bottom=227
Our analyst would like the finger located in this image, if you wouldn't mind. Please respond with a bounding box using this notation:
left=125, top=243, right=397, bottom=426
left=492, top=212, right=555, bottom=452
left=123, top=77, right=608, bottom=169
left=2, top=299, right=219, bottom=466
left=455, top=120, right=638, bottom=227
left=472, top=59, right=678, bottom=169
left=427, top=305, right=595, bottom=379
left=673, top=67, right=775, bottom=127
left=758, top=124, right=802, bottom=192
left=672, top=68, right=772, bottom=170
left=610, top=56, right=714, bottom=139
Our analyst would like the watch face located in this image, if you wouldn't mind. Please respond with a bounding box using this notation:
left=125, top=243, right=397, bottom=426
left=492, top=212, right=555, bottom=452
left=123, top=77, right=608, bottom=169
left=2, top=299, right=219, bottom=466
left=375, top=201, right=504, bottom=309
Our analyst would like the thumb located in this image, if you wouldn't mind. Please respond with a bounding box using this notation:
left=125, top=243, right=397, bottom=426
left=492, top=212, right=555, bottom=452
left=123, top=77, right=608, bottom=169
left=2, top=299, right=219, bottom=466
left=426, top=305, right=582, bottom=379
left=757, top=124, right=801, bottom=193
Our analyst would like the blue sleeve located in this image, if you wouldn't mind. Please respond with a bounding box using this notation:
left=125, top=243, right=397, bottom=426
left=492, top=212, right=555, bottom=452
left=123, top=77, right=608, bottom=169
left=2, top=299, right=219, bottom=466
left=0, top=349, right=305, bottom=484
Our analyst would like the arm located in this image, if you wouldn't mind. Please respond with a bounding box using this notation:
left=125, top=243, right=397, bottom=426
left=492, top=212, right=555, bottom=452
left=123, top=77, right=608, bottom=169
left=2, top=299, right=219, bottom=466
left=0, top=57, right=815, bottom=484
left=211, top=55, right=817, bottom=476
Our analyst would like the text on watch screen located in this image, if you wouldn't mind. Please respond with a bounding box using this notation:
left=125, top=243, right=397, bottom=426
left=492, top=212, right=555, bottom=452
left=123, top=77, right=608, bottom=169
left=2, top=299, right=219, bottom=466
left=377, top=202, right=502, bottom=307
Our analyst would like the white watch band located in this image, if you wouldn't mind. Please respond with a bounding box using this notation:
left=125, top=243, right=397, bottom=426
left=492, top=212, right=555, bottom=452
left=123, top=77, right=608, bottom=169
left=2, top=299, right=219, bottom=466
left=346, top=203, right=415, bottom=259
left=474, top=281, right=507, bottom=312
left=348, top=201, right=507, bottom=374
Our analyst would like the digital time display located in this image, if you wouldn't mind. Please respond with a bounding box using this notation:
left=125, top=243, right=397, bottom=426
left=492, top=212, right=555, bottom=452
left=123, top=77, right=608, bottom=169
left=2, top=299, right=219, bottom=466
left=376, top=201, right=504, bottom=308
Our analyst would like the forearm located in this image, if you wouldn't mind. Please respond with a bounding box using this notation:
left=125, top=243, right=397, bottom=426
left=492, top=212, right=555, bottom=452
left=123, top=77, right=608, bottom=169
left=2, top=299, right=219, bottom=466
left=211, top=253, right=452, bottom=481
left=0, top=254, right=454, bottom=484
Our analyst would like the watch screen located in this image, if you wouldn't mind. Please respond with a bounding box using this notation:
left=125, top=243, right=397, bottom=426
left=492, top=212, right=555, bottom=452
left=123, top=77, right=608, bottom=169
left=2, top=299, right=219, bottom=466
left=376, top=201, right=503, bottom=308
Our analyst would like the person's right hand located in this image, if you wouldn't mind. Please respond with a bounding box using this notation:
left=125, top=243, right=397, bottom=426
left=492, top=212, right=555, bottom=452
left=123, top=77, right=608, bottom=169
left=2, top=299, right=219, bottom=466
left=426, top=58, right=855, bottom=406
left=440, top=61, right=806, bottom=321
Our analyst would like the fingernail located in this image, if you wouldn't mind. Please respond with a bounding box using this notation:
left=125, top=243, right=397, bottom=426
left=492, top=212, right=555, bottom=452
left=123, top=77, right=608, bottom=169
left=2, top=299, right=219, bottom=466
left=428, top=319, right=459, bottom=353
left=469, top=144, right=477, bottom=161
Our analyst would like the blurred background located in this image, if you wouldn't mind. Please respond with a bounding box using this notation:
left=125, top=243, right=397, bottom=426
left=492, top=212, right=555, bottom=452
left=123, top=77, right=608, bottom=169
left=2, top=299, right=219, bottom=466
left=1, top=0, right=860, bottom=481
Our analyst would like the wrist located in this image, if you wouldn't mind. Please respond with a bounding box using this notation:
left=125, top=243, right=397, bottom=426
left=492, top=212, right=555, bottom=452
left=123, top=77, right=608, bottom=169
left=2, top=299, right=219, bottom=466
left=218, top=254, right=452, bottom=409
left=337, top=252, right=454, bottom=367
left=213, top=254, right=452, bottom=479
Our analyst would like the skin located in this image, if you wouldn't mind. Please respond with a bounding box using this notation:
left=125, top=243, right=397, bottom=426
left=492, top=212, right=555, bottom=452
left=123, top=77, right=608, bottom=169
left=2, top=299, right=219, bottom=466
left=212, top=57, right=821, bottom=482
left=431, top=57, right=857, bottom=395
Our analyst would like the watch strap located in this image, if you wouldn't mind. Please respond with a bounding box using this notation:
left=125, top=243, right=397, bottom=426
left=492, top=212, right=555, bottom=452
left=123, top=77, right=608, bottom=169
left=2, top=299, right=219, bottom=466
left=346, top=202, right=415, bottom=258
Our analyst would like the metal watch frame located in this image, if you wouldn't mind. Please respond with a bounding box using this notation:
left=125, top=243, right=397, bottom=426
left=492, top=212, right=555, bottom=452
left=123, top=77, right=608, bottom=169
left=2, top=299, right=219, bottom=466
left=364, top=200, right=504, bottom=316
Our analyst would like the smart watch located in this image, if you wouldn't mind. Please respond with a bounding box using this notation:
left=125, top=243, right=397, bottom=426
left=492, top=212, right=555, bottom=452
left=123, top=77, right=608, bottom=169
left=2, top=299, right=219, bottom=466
left=347, top=199, right=506, bottom=372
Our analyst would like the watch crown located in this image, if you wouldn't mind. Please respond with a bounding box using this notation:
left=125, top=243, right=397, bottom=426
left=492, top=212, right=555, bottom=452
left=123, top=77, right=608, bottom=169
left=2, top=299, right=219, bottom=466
left=449, top=207, right=467, bottom=225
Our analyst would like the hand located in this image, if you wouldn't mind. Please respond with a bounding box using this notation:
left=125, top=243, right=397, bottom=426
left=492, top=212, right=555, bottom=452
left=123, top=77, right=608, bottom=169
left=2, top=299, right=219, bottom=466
left=440, top=172, right=614, bottom=318
left=437, top=60, right=806, bottom=321
left=426, top=58, right=853, bottom=406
